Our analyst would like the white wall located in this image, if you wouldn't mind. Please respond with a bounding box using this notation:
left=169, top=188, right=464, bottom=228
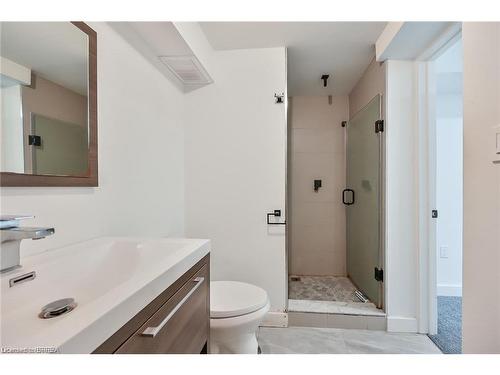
left=462, top=22, right=500, bottom=354
left=436, top=115, right=463, bottom=296
left=435, top=42, right=463, bottom=296
left=436, top=81, right=463, bottom=296
left=385, top=60, right=419, bottom=332
left=0, top=22, right=185, bottom=257
left=183, top=47, right=287, bottom=312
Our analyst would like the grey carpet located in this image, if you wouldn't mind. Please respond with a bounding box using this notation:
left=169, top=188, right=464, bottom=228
left=429, top=296, right=462, bottom=354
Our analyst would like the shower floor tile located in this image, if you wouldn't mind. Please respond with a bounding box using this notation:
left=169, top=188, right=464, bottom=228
left=288, top=275, right=365, bottom=303
left=288, top=276, right=384, bottom=318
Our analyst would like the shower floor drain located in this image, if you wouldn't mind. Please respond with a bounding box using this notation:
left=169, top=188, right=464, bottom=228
left=39, top=298, right=77, bottom=319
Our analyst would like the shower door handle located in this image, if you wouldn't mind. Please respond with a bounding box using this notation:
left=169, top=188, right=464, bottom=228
left=342, top=189, right=355, bottom=205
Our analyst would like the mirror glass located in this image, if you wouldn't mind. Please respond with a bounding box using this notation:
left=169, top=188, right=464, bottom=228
left=1, top=22, right=89, bottom=176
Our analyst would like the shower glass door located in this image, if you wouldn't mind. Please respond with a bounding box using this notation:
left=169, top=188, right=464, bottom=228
left=345, top=94, right=382, bottom=307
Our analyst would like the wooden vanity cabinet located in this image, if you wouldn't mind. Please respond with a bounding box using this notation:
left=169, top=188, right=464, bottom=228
left=93, top=254, right=210, bottom=354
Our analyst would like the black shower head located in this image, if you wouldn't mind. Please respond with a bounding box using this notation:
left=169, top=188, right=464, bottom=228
left=321, top=74, right=330, bottom=87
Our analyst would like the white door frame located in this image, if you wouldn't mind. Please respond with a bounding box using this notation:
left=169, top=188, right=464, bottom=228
left=416, top=59, right=437, bottom=334
left=416, top=30, right=462, bottom=335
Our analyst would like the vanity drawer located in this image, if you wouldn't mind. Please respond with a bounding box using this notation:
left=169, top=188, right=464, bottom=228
left=93, top=255, right=210, bottom=354
left=116, top=263, right=209, bottom=354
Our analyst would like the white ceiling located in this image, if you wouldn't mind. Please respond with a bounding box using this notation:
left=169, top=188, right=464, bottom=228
left=199, top=22, right=387, bottom=96
left=127, top=22, right=193, bottom=56
left=0, top=22, right=88, bottom=95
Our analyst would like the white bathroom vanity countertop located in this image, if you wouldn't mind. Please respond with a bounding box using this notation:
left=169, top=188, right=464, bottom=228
left=0, top=237, right=210, bottom=353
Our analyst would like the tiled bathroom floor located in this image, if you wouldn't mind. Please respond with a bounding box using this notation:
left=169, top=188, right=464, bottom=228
left=258, top=327, right=442, bottom=354
left=289, top=275, right=365, bottom=303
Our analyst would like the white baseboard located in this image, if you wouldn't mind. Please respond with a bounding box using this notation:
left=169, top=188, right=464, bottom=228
left=387, top=316, right=418, bottom=333
left=437, top=284, right=462, bottom=297
left=261, top=311, right=288, bottom=327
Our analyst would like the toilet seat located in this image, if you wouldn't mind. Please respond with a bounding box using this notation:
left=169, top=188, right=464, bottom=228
left=210, top=281, right=269, bottom=319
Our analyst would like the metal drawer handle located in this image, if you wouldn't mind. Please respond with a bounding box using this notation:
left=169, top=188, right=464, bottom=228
left=141, top=276, right=205, bottom=337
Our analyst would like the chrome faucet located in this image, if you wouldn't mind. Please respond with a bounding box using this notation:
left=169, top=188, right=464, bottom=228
left=0, top=215, right=55, bottom=273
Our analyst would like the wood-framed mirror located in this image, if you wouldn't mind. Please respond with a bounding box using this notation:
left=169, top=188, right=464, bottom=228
left=0, top=22, right=97, bottom=187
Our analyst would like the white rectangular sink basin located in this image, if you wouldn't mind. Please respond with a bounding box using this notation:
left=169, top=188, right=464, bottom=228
left=0, top=237, right=210, bottom=353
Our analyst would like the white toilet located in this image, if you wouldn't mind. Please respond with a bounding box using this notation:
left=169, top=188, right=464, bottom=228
left=210, top=281, right=270, bottom=354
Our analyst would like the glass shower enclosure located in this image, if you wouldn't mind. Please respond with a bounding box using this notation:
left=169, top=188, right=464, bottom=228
left=344, top=94, right=384, bottom=308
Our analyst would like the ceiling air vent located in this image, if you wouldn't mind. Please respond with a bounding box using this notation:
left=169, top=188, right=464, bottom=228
left=159, top=55, right=213, bottom=86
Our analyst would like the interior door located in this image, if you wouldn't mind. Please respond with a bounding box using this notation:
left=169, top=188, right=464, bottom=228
left=345, top=95, right=382, bottom=307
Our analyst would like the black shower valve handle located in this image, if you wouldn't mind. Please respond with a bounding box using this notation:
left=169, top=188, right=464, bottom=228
left=314, top=179, right=322, bottom=192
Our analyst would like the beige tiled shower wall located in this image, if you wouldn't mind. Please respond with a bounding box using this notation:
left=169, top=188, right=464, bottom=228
left=289, top=96, right=348, bottom=276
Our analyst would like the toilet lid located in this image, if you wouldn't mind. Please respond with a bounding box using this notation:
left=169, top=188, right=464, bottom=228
left=210, top=281, right=269, bottom=318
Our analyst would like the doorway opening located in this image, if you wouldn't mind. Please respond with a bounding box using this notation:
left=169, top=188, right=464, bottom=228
left=287, top=93, right=385, bottom=319
left=427, top=36, right=463, bottom=354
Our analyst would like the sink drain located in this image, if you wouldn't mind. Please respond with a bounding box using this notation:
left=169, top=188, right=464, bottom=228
left=39, top=298, right=77, bottom=319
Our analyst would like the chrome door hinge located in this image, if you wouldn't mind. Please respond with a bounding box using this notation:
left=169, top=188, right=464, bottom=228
left=374, top=267, right=384, bottom=282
